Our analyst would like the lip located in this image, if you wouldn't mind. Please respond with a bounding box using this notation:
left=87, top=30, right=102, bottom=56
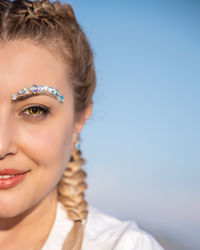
left=0, top=169, right=30, bottom=175
left=0, top=169, right=31, bottom=190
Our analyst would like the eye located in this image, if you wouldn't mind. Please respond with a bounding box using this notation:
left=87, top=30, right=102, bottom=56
left=20, top=104, right=50, bottom=119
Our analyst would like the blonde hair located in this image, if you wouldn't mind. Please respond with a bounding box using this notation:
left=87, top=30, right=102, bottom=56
left=0, top=0, right=96, bottom=249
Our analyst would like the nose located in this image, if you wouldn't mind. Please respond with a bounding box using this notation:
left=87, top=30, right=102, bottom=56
left=0, top=112, right=17, bottom=159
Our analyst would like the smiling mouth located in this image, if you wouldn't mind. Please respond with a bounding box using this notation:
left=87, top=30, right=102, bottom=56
left=0, top=170, right=31, bottom=189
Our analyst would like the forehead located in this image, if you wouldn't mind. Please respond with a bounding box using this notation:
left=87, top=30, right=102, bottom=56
left=0, top=40, right=72, bottom=102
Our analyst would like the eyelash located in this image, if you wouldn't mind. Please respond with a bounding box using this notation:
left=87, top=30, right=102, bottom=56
left=21, top=104, right=51, bottom=119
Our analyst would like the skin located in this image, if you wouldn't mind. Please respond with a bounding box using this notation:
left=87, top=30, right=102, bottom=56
left=0, top=40, right=92, bottom=249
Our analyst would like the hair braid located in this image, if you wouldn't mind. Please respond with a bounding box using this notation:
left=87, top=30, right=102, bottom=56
left=58, top=148, right=88, bottom=221
left=57, top=147, right=88, bottom=250
left=28, top=0, right=76, bottom=24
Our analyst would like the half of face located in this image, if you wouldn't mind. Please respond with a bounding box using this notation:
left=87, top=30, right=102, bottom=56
left=0, top=40, right=89, bottom=218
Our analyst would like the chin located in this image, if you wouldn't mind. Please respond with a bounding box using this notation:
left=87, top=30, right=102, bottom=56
left=0, top=194, right=28, bottom=218
left=0, top=206, right=21, bottom=219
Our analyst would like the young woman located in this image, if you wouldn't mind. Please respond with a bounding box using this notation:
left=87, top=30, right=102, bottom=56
left=0, top=0, right=164, bottom=249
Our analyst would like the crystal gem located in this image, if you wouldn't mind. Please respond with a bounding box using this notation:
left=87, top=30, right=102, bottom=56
left=30, top=84, right=39, bottom=93
left=40, top=85, right=48, bottom=93
left=17, top=90, right=23, bottom=96
left=54, top=89, right=59, bottom=97
left=22, top=87, right=29, bottom=94
left=48, top=87, right=55, bottom=94
left=76, top=142, right=81, bottom=150
left=59, top=95, right=64, bottom=103
left=11, top=94, right=17, bottom=101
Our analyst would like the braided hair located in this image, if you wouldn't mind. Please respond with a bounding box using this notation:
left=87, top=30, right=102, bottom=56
left=0, top=0, right=96, bottom=249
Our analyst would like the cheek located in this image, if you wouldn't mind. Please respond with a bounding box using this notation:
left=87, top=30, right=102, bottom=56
left=17, top=118, right=74, bottom=175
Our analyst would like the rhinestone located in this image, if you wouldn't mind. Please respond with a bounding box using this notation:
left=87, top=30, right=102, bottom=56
left=48, top=87, right=55, bottom=94
left=76, top=142, right=81, bottom=150
left=30, top=84, right=39, bottom=93
left=40, top=85, right=48, bottom=93
left=22, top=87, right=30, bottom=94
left=54, top=89, right=59, bottom=97
left=17, top=90, right=23, bottom=96
left=59, top=95, right=64, bottom=103
left=11, top=94, right=17, bottom=101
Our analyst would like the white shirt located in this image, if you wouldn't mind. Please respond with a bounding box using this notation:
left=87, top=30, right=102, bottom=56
left=42, top=201, right=164, bottom=250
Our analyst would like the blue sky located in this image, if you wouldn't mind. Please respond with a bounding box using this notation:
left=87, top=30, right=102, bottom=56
left=62, top=0, right=200, bottom=248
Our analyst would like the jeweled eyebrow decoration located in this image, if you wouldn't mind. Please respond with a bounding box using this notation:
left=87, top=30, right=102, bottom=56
left=11, top=84, right=64, bottom=104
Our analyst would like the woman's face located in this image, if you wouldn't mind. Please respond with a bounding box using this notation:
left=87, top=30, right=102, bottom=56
left=0, top=40, right=87, bottom=218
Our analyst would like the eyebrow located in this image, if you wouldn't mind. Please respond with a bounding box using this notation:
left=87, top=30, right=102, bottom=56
left=12, top=93, right=57, bottom=103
